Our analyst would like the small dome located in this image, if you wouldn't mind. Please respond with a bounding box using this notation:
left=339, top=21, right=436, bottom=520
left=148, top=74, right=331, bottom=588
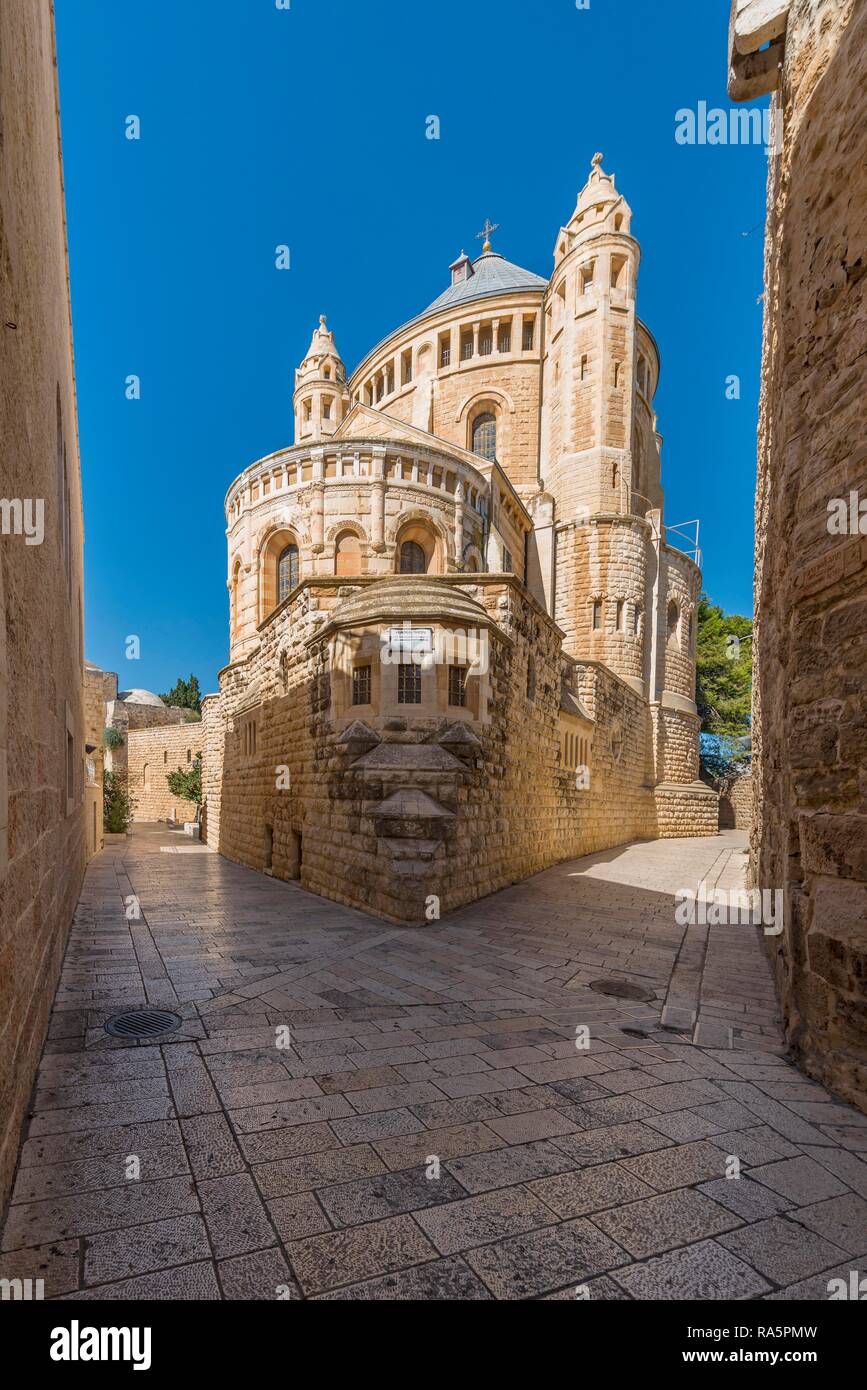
left=117, top=689, right=165, bottom=707
left=323, top=577, right=490, bottom=632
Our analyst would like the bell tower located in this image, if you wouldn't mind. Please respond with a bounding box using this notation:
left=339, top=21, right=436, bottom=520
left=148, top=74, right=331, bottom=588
left=540, top=153, right=643, bottom=519
left=540, top=156, right=658, bottom=691
left=293, top=315, right=350, bottom=444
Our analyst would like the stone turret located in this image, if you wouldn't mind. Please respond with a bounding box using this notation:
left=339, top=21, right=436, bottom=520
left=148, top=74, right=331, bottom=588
left=293, top=315, right=349, bottom=444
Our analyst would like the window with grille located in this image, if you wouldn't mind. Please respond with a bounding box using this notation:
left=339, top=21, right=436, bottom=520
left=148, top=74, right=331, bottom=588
left=461, top=334, right=473, bottom=361
left=479, top=332, right=492, bottom=356
left=522, top=319, right=534, bottom=350
left=352, top=665, right=371, bottom=705
left=448, top=666, right=466, bottom=708
left=440, top=342, right=451, bottom=367
left=399, top=540, right=426, bottom=574
left=398, top=663, right=422, bottom=704
left=472, top=413, right=497, bottom=461
left=278, top=544, right=299, bottom=602
left=498, top=328, right=511, bottom=353
left=592, top=599, right=602, bottom=631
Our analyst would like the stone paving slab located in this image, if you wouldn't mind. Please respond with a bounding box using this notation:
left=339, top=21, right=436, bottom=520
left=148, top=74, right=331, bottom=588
left=2, top=823, right=865, bottom=1300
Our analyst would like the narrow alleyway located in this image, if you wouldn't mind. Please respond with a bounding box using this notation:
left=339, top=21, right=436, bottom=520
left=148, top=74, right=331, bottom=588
left=1, top=826, right=865, bottom=1300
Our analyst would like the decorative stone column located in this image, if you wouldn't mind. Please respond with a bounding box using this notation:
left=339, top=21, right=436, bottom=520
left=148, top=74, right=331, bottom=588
left=371, top=447, right=387, bottom=552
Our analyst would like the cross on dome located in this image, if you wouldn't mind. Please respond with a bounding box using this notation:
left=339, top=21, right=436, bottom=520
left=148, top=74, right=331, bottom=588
left=475, top=218, right=500, bottom=253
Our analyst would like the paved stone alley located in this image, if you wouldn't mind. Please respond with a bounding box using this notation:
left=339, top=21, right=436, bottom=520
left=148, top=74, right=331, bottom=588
left=1, top=825, right=865, bottom=1301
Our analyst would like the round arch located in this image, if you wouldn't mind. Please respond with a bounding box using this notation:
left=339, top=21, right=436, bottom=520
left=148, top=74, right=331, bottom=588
left=259, top=527, right=301, bottom=621
left=392, top=513, right=446, bottom=575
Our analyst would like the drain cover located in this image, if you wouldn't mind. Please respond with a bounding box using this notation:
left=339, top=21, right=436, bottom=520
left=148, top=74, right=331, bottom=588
left=105, top=1008, right=182, bottom=1040
left=589, top=978, right=656, bottom=1003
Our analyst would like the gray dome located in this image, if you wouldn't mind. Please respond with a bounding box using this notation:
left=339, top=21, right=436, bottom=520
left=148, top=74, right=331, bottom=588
left=117, top=689, right=165, bottom=707
left=415, top=251, right=547, bottom=322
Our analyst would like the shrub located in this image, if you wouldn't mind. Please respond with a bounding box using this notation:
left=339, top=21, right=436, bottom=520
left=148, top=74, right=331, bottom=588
left=167, top=755, right=202, bottom=806
left=103, top=770, right=135, bottom=833
left=102, top=725, right=125, bottom=751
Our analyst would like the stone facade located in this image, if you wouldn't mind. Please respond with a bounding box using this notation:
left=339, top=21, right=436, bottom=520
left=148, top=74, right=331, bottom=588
left=729, top=0, right=867, bottom=1109
left=83, top=664, right=106, bottom=858
left=100, top=675, right=199, bottom=790
left=127, top=724, right=202, bottom=824
left=205, top=159, right=717, bottom=925
left=718, top=771, right=753, bottom=831
left=0, top=0, right=86, bottom=1207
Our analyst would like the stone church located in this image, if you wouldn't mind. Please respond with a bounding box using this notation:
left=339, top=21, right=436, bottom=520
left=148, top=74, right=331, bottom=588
left=202, top=157, right=717, bottom=925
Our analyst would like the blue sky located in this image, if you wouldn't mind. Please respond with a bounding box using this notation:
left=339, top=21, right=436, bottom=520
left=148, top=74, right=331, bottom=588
left=56, top=0, right=766, bottom=696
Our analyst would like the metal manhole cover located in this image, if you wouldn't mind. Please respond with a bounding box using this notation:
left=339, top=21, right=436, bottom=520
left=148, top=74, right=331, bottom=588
left=589, top=978, right=656, bottom=1003
left=105, top=1008, right=182, bottom=1040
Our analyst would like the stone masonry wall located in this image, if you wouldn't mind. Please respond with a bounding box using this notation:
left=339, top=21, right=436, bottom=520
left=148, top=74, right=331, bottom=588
left=719, top=773, right=753, bottom=831
left=127, top=725, right=203, bottom=823
left=747, top=0, right=866, bottom=1109
left=203, top=575, right=714, bottom=927
left=0, top=0, right=87, bottom=1208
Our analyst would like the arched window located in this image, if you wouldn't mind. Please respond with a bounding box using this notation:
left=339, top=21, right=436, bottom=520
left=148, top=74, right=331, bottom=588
left=399, top=540, right=426, bottom=574
left=278, top=544, right=299, bottom=603
left=335, top=531, right=362, bottom=576
left=471, top=412, right=497, bottom=461
left=667, top=600, right=680, bottom=643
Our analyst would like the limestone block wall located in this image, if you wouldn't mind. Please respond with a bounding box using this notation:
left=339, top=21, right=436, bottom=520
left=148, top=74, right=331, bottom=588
left=661, top=546, right=700, bottom=700
left=103, top=699, right=197, bottom=782
left=655, top=705, right=702, bottom=785
left=204, top=573, right=714, bottom=927
left=555, top=516, right=650, bottom=681
left=226, top=438, right=535, bottom=670
left=348, top=296, right=544, bottom=493
left=83, top=665, right=107, bottom=858
left=0, top=0, right=86, bottom=1208
left=127, top=725, right=202, bottom=823
left=741, top=0, right=867, bottom=1109
left=718, top=773, right=753, bottom=831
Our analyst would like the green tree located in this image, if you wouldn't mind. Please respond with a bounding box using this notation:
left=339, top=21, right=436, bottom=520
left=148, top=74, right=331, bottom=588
left=160, top=674, right=202, bottom=714
left=103, top=770, right=135, bottom=833
left=696, top=594, right=753, bottom=780
left=167, top=756, right=202, bottom=806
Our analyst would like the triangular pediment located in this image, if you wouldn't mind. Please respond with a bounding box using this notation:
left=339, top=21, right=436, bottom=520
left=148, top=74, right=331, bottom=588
left=333, top=403, right=478, bottom=466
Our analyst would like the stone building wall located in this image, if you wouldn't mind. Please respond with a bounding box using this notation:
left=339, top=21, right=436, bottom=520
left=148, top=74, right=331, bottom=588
left=0, top=0, right=86, bottom=1207
left=718, top=772, right=753, bottom=831
left=203, top=575, right=713, bottom=926
left=127, top=725, right=203, bottom=823
left=83, top=665, right=106, bottom=858
left=730, top=0, right=867, bottom=1109
left=349, top=298, right=545, bottom=495
left=555, top=515, right=650, bottom=679
left=103, top=698, right=197, bottom=783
